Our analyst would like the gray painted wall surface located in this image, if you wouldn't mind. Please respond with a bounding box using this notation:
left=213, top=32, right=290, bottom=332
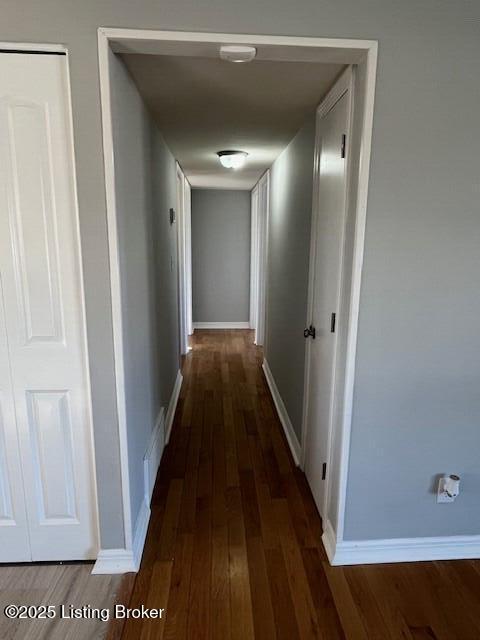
left=191, top=189, right=251, bottom=323
left=110, top=54, right=179, bottom=543
left=265, top=118, right=315, bottom=443
left=151, top=129, right=181, bottom=411
left=3, top=0, right=479, bottom=545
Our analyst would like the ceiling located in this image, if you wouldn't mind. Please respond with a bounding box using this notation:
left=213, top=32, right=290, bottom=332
left=120, top=53, right=344, bottom=189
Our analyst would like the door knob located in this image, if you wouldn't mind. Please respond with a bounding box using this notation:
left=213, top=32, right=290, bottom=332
left=303, top=325, right=316, bottom=339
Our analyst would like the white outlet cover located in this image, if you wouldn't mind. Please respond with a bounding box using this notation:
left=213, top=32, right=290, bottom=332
left=437, top=477, right=455, bottom=503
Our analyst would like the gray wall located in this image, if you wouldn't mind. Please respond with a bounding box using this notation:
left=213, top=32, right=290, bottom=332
left=3, top=0, right=479, bottom=546
left=265, top=118, right=315, bottom=442
left=191, top=189, right=251, bottom=323
left=110, top=54, right=179, bottom=543
left=151, top=128, right=181, bottom=410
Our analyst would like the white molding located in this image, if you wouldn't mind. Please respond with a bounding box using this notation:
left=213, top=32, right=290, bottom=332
left=176, top=163, right=191, bottom=355
left=251, top=171, right=270, bottom=346
left=131, top=498, right=150, bottom=570
left=99, top=28, right=376, bottom=65
left=193, top=322, right=251, bottom=330
left=262, top=360, right=301, bottom=466
left=92, top=548, right=137, bottom=574
left=324, top=527, right=480, bottom=566
left=184, top=180, right=193, bottom=336
left=335, top=45, right=378, bottom=543
left=97, top=31, right=133, bottom=551
left=98, top=27, right=378, bottom=564
left=0, top=41, right=67, bottom=53
left=92, top=498, right=151, bottom=574
left=249, top=185, right=259, bottom=332
left=165, top=370, right=183, bottom=445
left=322, top=519, right=338, bottom=564
left=144, top=408, right=165, bottom=505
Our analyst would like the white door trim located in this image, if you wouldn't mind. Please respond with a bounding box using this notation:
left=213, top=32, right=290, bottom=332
left=249, top=184, right=259, bottom=331
left=250, top=170, right=270, bottom=346
left=176, top=162, right=192, bottom=354
left=97, top=27, right=378, bottom=567
left=97, top=33, right=133, bottom=552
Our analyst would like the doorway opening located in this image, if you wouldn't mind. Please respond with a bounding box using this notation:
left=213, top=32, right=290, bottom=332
left=97, top=28, right=377, bottom=570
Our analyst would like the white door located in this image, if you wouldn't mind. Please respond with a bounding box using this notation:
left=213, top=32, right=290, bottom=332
left=0, top=52, right=98, bottom=561
left=254, top=172, right=269, bottom=346
left=0, top=276, right=31, bottom=561
left=304, top=79, right=351, bottom=517
left=176, top=166, right=188, bottom=355
left=250, top=171, right=269, bottom=346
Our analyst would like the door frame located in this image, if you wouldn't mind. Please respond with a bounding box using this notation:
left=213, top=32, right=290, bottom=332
left=176, top=162, right=192, bottom=355
left=97, top=27, right=377, bottom=563
left=0, top=40, right=100, bottom=559
left=301, top=67, right=354, bottom=524
left=250, top=170, right=270, bottom=346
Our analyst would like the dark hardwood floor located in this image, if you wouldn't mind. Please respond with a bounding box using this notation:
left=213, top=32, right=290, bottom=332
left=120, top=329, right=480, bottom=640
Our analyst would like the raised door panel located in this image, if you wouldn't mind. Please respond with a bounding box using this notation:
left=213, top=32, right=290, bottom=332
left=3, top=100, right=64, bottom=345
left=26, top=391, right=77, bottom=524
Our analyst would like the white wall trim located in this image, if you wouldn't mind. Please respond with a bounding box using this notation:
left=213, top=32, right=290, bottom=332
left=0, top=41, right=67, bottom=53
left=176, top=163, right=193, bottom=354
left=94, top=369, right=183, bottom=575
left=92, top=498, right=151, bottom=574
left=97, top=31, right=133, bottom=552
left=131, top=497, right=150, bottom=570
left=250, top=171, right=270, bottom=346
left=262, top=359, right=301, bottom=466
left=164, top=370, right=183, bottom=445
left=144, top=408, right=165, bottom=505
left=249, top=185, right=259, bottom=332
left=92, top=548, right=137, bottom=574
left=98, top=27, right=377, bottom=564
left=323, top=525, right=480, bottom=566
left=193, top=322, right=251, bottom=330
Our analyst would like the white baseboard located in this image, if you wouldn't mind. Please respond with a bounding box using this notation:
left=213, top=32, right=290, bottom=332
left=322, top=518, right=480, bottom=565
left=131, top=497, right=150, bottom=570
left=262, top=359, right=301, bottom=466
left=92, top=497, right=151, bottom=575
left=165, top=369, right=183, bottom=445
left=94, top=374, right=184, bottom=576
left=144, top=408, right=165, bottom=505
left=92, top=548, right=137, bottom=574
left=193, top=322, right=251, bottom=330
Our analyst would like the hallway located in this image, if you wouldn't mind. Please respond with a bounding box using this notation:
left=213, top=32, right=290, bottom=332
left=119, top=331, right=480, bottom=640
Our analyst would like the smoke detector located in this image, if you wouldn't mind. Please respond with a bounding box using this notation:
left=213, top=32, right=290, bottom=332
left=219, top=45, right=257, bottom=63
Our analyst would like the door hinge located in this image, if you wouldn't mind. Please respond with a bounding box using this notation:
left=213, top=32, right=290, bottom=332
left=330, top=312, right=336, bottom=333
left=303, top=325, right=316, bottom=339
left=322, top=462, right=327, bottom=480
left=341, top=134, right=346, bottom=158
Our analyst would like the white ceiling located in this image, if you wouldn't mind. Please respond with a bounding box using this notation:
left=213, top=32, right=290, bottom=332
left=120, top=53, right=344, bottom=189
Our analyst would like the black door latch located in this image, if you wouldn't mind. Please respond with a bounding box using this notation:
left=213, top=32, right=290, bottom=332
left=303, top=325, right=316, bottom=339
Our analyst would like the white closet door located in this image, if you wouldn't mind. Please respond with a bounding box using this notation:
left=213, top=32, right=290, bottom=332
left=0, top=52, right=98, bottom=560
left=0, top=276, right=31, bottom=561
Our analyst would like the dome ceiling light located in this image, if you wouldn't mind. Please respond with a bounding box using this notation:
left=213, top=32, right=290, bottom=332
left=219, top=45, right=257, bottom=63
left=217, top=150, right=248, bottom=170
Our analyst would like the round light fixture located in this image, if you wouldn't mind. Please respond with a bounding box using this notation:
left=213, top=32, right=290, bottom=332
left=219, top=45, right=257, bottom=63
left=217, top=150, right=248, bottom=170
